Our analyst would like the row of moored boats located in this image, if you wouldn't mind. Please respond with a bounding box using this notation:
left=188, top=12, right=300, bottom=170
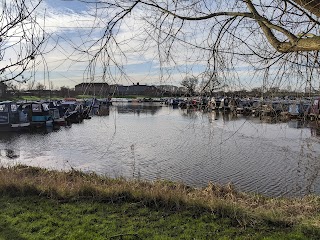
left=0, top=98, right=111, bottom=131
left=167, top=96, right=320, bottom=119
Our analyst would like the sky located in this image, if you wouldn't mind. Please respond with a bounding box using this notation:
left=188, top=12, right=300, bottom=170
left=0, top=0, right=255, bottom=91
left=1, top=0, right=316, bottom=92
left=33, top=0, right=196, bottom=89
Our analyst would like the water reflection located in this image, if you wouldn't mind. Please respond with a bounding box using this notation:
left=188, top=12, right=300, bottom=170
left=288, top=120, right=307, bottom=129
left=0, top=132, right=17, bottom=141
left=309, top=122, right=320, bottom=137
left=180, top=109, right=199, bottom=119
left=92, top=105, right=110, bottom=116
left=115, top=102, right=163, bottom=115
left=0, top=103, right=320, bottom=197
left=181, top=109, right=239, bottom=123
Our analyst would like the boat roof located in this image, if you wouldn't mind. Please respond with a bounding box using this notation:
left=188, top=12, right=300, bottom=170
left=0, top=101, right=16, bottom=104
left=61, top=101, right=78, bottom=105
left=64, top=98, right=77, bottom=101
left=21, top=101, right=41, bottom=104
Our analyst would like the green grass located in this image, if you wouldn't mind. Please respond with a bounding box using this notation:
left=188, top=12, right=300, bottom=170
left=4, top=95, right=155, bottom=101
left=0, top=166, right=319, bottom=239
left=0, top=196, right=312, bottom=240
left=75, top=95, right=99, bottom=99
left=75, top=95, right=153, bottom=99
left=9, top=95, right=62, bottom=101
left=12, top=95, right=41, bottom=101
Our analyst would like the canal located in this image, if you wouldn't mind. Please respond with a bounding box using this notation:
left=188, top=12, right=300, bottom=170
left=1, top=102, right=320, bottom=197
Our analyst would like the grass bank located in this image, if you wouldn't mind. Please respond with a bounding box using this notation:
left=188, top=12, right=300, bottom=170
left=0, top=165, right=320, bottom=239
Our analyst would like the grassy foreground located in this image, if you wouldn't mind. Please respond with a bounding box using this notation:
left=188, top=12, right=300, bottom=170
left=0, top=166, right=320, bottom=239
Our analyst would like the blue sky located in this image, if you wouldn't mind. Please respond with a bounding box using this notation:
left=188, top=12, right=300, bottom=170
left=2, top=0, right=313, bottom=92
left=46, top=0, right=88, bottom=12
left=35, top=0, right=188, bottom=89
left=28, top=0, right=259, bottom=90
left=0, top=0, right=265, bottom=90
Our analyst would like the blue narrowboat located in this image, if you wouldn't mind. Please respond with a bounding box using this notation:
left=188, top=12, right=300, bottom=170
left=21, top=102, right=53, bottom=128
left=288, top=101, right=310, bottom=118
left=0, top=101, right=30, bottom=131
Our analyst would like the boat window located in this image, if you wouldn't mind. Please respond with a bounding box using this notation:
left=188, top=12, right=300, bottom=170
left=11, top=104, right=18, bottom=112
left=42, top=104, right=49, bottom=111
left=54, top=110, right=60, bottom=118
left=0, top=104, right=8, bottom=112
left=69, top=105, right=76, bottom=111
left=32, top=104, right=42, bottom=112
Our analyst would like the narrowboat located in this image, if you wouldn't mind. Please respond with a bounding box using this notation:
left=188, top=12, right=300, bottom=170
left=90, top=98, right=110, bottom=116
left=199, top=97, right=209, bottom=109
left=251, top=99, right=263, bottom=117
left=260, top=100, right=283, bottom=117
left=219, top=97, right=229, bottom=111
left=169, top=98, right=181, bottom=106
left=21, top=102, right=53, bottom=128
left=308, top=97, right=320, bottom=120
left=288, top=100, right=310, bottom=118
left=219, top=97, right=236, bottom=112
left=236, top=99, right=252, bottom=115
left=0, top=101, right=30, bottom=131
left=178, top=99, right=188, bottom=109
left=271, top=101, right=285, bottom=116
left=95, top=99, right=110, bottom=116
left=189, top=98, right=201, bottom=108
left=208, top=97, right=220, bottom=111
left=279, top=100, right=290, bottom=119
left=41, top=101, right=66, bottom=126
left=61, top=99, right=84, bottom=123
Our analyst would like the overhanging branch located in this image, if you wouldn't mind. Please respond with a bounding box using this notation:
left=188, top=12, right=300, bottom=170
left=290, top=0, right=320, bottom=17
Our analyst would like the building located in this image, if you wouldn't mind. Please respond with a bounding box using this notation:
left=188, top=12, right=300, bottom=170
left=110, top=84, right=159, bottom=96
left=75, top=82, right=161, bottom=97
left=74, top=82, right=110, bottom=96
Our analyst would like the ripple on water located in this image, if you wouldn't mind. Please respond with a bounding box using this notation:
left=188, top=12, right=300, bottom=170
left=1, top=105, right=320, bottom=197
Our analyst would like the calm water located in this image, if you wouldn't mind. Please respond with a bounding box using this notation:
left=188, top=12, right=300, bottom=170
left=1, top=102, right=320, bottom=197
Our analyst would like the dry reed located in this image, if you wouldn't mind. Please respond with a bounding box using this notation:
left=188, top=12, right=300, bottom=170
left=0, top=165, right=320, bottom=229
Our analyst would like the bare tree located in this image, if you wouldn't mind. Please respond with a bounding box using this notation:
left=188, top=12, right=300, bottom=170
left=199, top=71, right=225, bottom=95
left=0, top=0, right=46, bottom=84
left=181, top=76, right=198, bottom=96
left=77, top=0, right=320, bottom=90
left=35, top=82, right=45, bottom=91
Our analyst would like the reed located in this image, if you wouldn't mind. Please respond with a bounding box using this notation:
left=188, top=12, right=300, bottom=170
left=0, top=165, right=319, bottom=231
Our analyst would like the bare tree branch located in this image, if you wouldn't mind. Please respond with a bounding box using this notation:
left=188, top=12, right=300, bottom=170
left=290, top=0, right=320, bottom=17
left=0, top=0, right=47, bottom=83
left=76, top=0, right=320, bottom=91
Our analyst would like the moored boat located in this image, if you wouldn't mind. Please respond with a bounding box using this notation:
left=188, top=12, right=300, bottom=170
left=49, top=108, right=66, bottom=126
left=236, top=99, right=253, bottom=115
left=0, top=101, right=30, bottom=131
left=219, top=97, right=236, bottom=112
left=288, top=100, right=310, bottom=119
left=61, top=99, right=85, bottom=123
left=21, top=102, right=53, bottom=128
left=308, top=97, right=320, bottom=120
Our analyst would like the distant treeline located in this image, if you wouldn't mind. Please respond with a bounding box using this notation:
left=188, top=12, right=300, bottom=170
left=1, top=85, right=319, bottom=100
